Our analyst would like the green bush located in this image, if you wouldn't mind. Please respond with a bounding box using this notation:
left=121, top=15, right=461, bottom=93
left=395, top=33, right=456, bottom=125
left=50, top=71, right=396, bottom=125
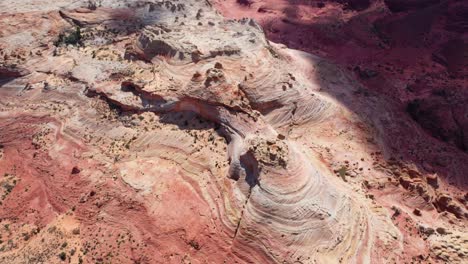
left=58, top=251, right=66, bottom=261
left=55, top=27, right=82, bottom=46
left=338, top=166, right=348, bottom=181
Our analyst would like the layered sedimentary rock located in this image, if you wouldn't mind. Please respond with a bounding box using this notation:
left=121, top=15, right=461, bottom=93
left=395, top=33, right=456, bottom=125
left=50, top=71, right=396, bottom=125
left=213, top=0, right=468, bottom=154
left=0, top=0, right=467, bottom=263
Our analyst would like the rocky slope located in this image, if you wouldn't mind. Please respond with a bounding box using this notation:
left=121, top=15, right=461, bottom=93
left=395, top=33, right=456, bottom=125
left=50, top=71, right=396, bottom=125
left=0, top=0, right=466, bottom=263
left=214, top=0, right=468, bottom=152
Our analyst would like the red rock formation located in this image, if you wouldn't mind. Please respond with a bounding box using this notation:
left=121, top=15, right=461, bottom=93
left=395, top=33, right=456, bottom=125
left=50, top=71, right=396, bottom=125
left=213, top=0, right=468, bottom=154
left=0, top=0, right=466, bottom=263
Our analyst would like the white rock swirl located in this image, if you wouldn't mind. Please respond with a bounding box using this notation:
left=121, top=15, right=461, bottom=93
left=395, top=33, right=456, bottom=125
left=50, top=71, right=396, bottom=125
left=0, top=0, right=403, bottom=262
left=81, top=3, right=392, bottom=263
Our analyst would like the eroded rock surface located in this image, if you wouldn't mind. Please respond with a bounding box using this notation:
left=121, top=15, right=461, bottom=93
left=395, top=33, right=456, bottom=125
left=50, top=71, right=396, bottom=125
left=213, top=0, right=468, bottom=154
left=0, top=0, right=467, bottom=263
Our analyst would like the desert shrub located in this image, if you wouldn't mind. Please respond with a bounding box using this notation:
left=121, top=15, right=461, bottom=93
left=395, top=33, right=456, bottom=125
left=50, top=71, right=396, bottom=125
left=338, top=166, right=348, bottom=181
left=58, top=252, right=66, bottom=261
left=55, top=27, right=82, bottom=46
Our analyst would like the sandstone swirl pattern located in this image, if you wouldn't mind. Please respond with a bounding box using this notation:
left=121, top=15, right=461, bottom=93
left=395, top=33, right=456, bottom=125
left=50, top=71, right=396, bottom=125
left=0, top=0, right=466, bottom=263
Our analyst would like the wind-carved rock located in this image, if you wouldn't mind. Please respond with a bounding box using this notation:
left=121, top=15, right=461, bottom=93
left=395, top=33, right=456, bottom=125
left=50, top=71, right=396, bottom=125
left=85, top=4, right=393, bottom=263
left=134, top=17, right=250, bottom=64
left=136, top=25, right=202, bottom=62
left=2, top=0, right=451, bottom=263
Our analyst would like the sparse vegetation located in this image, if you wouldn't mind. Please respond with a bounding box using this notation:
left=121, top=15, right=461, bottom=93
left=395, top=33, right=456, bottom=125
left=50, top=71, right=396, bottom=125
left=338, top=166, right=348, bottom=182
left=87, top=0, right=102, bottom=10
left=72, top=228, right=80, bottom=235
left=391, top=206, right=401, bottom=219
left=189, top=239, right=200, bottom=250
left=58, top=251, right=67, bottom=261
left=55, top=27, right=82, bottom=47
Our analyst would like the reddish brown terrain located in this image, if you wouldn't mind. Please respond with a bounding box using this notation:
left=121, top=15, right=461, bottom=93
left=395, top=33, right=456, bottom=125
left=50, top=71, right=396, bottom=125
left=0, top=0, right=467, bottom=263
left=213, top=0, right=468, bottom=152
